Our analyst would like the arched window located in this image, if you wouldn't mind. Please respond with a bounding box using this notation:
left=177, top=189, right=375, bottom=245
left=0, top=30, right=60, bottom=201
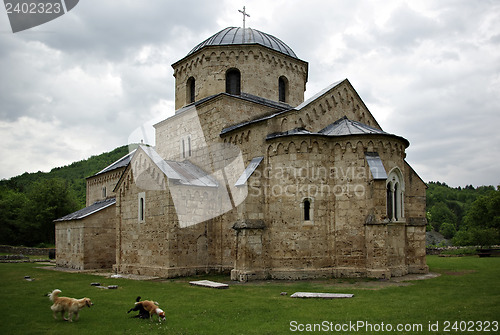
left=186, top=77, right=195, bottom=103
left=301, top=198, right=314, bottom=223
left=386, top=168, right=404, bottom=222
left=304, top=199, right=311, bottom=221
left=226, top=68, right=241, bottom=95
left=138, top=192, right=145, bottom=223
left=279, top=76, right=288, bottom=102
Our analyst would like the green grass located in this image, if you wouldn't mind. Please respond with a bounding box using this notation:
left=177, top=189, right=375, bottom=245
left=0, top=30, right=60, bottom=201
left=0, top=256, right=498, bottom=334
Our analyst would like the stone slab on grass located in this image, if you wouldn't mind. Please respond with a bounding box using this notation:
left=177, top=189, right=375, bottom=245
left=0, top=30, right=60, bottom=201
left=290, top=292, right=354, bottom=299
left=189, top=280, right=229, bottom=289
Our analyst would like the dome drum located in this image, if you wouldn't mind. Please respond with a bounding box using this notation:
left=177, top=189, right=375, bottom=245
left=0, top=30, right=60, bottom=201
left=172, top=27, right=308, bottom=109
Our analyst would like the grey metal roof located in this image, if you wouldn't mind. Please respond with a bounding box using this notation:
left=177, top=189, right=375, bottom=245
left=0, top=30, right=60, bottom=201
left=187, top=27, right=298, bottom=59
left=92, top=149, right=136, bottom=177
left=54, top=198, right=116, bottom=222
left=235, top=157, right=263, bottom=187
left=165, top=160, right=218, bottom=187
left=318, top=116, right=387, bottom=136
left=139, top=146, right=218, bottom=188
left=264, top=116, right=410, bottom=147
left=365, top=152, right=388, bottom=180
left=140, top=146, right=184, bottom=180
left=265, top=127, right=312, bottom=140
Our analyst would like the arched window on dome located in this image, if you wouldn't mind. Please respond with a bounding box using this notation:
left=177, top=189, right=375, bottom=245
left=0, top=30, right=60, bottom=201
left=186, top=77, right=195, bottom=103
left=226, top=68, right=241, bottom=95
left=279, top=76, right=288, bottom=103
left=386, top=168, right=404, bottom=222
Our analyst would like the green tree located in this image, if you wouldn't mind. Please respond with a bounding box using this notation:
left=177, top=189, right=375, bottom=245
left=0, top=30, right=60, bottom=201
left=0, top=187, right=27, bottom=245
left=428, top=202, right=457, bottom=232
left=21, top=179, right=79, bottom=246
left=453, top=188, right=500, bottom=247
left=439, top=222, right=457, bottom=239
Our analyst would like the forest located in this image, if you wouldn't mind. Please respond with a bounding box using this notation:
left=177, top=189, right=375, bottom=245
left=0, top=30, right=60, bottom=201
left=0, top=145, right=131, bottom=246
left=426, top=181, right=499, bottom=247
left=0, top=145, right=498, bottom=247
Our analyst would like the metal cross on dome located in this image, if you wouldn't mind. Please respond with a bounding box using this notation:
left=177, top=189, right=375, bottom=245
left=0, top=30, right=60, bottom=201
left=238, top=6, right=250, bottom=30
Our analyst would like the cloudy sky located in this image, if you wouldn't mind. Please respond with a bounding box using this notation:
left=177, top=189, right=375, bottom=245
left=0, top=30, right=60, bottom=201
left=0, top=0, right=499, bottom=187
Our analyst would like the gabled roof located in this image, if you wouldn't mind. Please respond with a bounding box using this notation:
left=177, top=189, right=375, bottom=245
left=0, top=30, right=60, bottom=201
left=164, top=160, right=219, bottom=187
left=157, top=91, right=292, bottom=132
left=54, top=197, right=116, bottom=222
left=89, top=149, right=136, bottom=178
left=294, top=80, right=344, bottom=110
left=131, top=146, right=219, bottom=188
left=221, top=79, right=369, bottom=136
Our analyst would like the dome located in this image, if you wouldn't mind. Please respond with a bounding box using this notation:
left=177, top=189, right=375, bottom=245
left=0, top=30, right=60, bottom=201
left=187, top=27, right=298, bottom=59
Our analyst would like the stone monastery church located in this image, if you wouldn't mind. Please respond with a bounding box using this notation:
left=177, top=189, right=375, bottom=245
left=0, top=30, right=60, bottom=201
left=55, top=25, right=428, bottom=281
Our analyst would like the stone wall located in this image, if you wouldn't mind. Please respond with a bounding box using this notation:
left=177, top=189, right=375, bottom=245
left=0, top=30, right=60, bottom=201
left=229, top=123, right=427, bottom=280
left=172, top=45, right=308, bottom=109
left=0, top=245, right=54, bottom=256
left=55, top=204, right=116, bottom=270
left=114, top=151, right=236, bottom=277
left=86, top=168, right=125, bottom=206
left=55, top=220, right=84, bottom=269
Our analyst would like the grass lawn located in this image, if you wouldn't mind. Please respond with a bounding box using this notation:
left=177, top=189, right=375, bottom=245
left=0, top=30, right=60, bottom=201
left=0, top=256, right=498, bottom=334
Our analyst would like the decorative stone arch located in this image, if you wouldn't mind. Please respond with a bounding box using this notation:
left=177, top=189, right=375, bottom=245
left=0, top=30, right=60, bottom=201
left=299, top=140, right=308, bottom=153
left=386, top=167, right=405, bottom=222
left=280, top=118, right=288, bottom=132
left=298, top=118, right=305, bottom=128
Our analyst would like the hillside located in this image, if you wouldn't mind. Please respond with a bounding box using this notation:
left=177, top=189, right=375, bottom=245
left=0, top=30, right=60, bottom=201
left=426, top=181, right=499, bottom=246
left=0, top=145, right=138, bottom=246
left=0, top=145, right=136, bottom=208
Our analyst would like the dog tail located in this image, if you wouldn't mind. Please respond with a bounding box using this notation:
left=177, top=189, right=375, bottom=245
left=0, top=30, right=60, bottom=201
left=135, top=296, right=141, bottom=302
left=49, top=289, right=61, bottom=302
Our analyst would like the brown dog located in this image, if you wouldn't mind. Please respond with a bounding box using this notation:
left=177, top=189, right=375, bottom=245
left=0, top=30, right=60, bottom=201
left=132, top=300, right=166, bottom=322
left=49, top=289, right=93, bottom=322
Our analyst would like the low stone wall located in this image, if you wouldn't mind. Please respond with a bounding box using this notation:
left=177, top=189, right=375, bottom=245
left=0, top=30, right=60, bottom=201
left=0, top=245, right=55, bottom=256
left=426, top=245, right=500, bottom=255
